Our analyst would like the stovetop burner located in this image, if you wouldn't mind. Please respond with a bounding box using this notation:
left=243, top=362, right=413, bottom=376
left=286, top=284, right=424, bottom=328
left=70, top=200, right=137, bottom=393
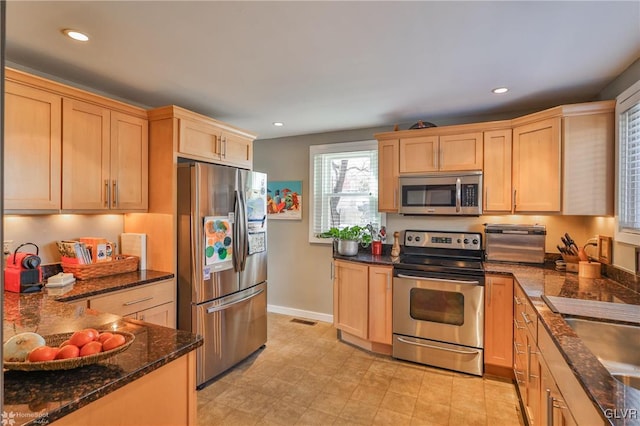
left=394, top=230, right=485, bottom=279
left=398, top=255, right=484, bottom=273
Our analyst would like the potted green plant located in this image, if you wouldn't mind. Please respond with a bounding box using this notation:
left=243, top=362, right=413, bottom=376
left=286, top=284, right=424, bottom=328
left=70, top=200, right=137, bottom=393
left=318, top=225, right=372, bottom=256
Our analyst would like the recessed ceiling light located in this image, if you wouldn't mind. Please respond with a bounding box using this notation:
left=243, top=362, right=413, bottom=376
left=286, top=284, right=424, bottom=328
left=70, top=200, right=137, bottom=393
left=62, top=29, right=90, bottom=42
left=273, top=122, right=284, bottom=127
left=492, top=87, right=509, bottom=94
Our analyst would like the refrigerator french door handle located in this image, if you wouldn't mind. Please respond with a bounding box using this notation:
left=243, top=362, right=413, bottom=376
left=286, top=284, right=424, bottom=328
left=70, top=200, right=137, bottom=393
left=238, top=177, right=249, bottom=271
left=190, top=165, right=202, bottom=301
left=233, top=190, right=242, bottom=272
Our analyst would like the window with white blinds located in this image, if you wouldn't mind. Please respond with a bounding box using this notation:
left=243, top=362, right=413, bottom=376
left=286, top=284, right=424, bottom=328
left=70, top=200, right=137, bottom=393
left=616, top=79, right=640, bottom=244
left=309, top=140, right=384, bottom=243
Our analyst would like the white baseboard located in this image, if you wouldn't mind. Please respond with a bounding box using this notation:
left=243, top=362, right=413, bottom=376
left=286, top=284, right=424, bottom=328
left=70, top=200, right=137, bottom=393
left=267, top=304, right=333, bottom=324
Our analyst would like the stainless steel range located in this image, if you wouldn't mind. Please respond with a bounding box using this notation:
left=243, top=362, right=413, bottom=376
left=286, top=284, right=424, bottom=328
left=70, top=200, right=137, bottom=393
left=392, top=230, right=485, bottom=376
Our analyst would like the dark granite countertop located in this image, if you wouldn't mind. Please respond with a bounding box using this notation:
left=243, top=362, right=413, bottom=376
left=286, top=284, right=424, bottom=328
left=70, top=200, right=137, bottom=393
left=47, top=269, right=175, bottom=302
left=335, top=252, right=640, bottom=425
left=483, top=263, right=640, bottom=426
left=3, top=271, right=202, bottom=426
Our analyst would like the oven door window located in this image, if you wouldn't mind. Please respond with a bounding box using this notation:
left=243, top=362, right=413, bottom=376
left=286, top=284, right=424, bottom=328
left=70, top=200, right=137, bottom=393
left=409, top=288, right=464, bottom=325
left=402, top=185, right=455, bottom=207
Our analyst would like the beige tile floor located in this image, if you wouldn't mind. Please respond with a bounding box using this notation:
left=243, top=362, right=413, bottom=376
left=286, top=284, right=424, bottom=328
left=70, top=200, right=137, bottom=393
left=197, top=313, right=525, bottom=426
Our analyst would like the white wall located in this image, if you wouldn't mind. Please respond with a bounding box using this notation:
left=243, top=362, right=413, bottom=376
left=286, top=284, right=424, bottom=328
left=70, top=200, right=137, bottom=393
left=3, top=214, right=124, bottom=265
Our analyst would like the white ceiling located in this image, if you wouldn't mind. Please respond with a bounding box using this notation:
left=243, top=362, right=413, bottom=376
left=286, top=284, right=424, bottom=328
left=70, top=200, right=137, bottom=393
left=5, top=1, right=640, bottom=140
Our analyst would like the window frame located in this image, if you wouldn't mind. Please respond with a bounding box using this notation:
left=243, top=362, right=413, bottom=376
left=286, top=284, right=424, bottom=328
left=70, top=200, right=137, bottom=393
left=308, top=140, right=385, bottom=244
left=615, top=78, right=640, bottom=245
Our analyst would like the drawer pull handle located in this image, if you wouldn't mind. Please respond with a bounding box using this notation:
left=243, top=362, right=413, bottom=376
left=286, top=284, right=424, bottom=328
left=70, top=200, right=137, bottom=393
left=123, top=296, right=153, bottom=306
left=514, top=296, right=522, bottom=305
left=513, top=319, right=525, bottom=330
left=521, top=311, right=532, bottom=324
left=513, top=341, right=525, bottom=356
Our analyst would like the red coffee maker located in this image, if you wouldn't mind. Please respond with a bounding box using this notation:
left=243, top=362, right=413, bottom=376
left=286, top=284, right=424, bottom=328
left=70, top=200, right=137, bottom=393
left=4, top=243, right=43, bottom=293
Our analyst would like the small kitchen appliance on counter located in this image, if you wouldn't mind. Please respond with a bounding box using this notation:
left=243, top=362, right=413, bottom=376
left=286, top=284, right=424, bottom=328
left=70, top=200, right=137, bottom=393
left=485, top=224, right=546, bottom=264
left=4, top=242, right=43, bottom=293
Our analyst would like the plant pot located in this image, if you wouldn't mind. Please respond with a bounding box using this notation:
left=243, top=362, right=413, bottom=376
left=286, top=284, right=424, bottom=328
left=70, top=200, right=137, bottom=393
left=337, top=240, right=359, bottom=256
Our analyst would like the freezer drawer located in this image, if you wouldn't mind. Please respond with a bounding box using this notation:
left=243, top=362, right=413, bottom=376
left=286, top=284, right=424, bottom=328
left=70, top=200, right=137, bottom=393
left=195, top=282, right=267, bottom=387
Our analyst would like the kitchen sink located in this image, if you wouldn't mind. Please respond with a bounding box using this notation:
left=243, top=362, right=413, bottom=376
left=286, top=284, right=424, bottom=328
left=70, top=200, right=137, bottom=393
left=563, top=317, right=640, bottom=391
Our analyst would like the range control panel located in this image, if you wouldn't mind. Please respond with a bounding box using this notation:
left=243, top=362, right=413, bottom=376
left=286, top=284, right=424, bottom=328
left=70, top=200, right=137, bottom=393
left=404, top=230, right=482, bottom=251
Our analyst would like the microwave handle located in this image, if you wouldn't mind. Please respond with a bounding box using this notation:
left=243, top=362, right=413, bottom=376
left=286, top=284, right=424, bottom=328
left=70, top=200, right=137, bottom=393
left=455, top=177, right=461, bottom=213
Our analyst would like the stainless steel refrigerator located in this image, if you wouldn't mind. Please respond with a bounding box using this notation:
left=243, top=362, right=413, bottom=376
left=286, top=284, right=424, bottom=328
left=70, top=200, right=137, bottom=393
left=177, top=161, right=267, bottom=388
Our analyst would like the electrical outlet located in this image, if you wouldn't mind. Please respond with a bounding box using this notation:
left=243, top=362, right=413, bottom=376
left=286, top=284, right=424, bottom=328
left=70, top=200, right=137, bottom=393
left=4, top=240, right=14, bottom=255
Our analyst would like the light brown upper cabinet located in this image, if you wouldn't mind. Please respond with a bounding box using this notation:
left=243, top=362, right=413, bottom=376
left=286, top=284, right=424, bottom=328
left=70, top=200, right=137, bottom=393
left=511, top=101, right=614, bottom=215
left=483, top=129, right=513, bottom=213
left=399, top=132, right=483, bottom=174
left=378, top=139, right=399, bottom=212
left=4, top=80, right=62, bottom=212
left=167, top=106, right=254, bottom=169
left=62, top=99, right=148, bottom=211
left=562, top=111, right=614, bottom=216
left=4, top=68, right=149, bottom=213
left=512, top=117, right=562, bottom=213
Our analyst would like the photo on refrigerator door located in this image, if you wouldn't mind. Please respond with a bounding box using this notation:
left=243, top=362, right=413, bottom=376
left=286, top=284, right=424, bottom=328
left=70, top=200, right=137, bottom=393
left=204, top=216, right=233, bottom=265
left=267, top=180, right=302, bottom=220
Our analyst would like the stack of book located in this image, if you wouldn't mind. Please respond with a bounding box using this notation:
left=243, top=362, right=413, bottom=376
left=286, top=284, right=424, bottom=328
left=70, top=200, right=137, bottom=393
left=56, top=241, right=92, bottom=264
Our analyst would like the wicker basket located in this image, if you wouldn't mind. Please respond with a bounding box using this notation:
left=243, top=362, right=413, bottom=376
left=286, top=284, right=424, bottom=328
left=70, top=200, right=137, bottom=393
left=62, top=255, right=139, bottom=280
left=4, top=331, right=135, bottom=371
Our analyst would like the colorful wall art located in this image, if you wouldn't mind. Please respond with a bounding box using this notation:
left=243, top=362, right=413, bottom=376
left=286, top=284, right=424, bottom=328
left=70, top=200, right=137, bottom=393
left=267, top=180, right=302, bottom=220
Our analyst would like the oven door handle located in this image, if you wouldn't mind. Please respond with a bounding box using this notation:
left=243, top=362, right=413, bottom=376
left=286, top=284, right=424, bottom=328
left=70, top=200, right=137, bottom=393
left=396, top=336, right=479, bottom=355
left=396, top=274, right=480, bottom=285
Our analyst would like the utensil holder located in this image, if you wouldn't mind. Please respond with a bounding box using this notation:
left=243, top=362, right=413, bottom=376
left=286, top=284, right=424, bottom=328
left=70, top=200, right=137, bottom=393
left=578, top=261, right=601, bottom=278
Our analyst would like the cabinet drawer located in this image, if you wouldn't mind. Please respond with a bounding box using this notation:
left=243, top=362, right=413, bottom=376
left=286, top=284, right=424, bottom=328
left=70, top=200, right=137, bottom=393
left=514, top=284, right=537, bottom=341
left=89, top=280, right=174, bottom=317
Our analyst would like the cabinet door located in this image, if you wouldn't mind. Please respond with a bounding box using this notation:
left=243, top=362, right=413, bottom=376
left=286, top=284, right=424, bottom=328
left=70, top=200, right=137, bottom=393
left=562, top=113, right=614, bottom=215
left=62, top=98, right=111, bottom=210
left=513, top=118, right=561, bottom=212
left=540, top=360, right=577, bottom=426
left=483, top=129, right=513, bottom=212
left=439, top=132, right=483, bottom=171
left=333, top=260, right=369, bottom=339
left=111, top=112, right=149, bottom=211
left=220, top=131, right=252, bottom=169
left=137, top=301, right=176, bottom=328
left=368, top=266, right=392, bottom=345
left=178, top=118, right=222, bottom=161
left=484, top=275, right=514, bottom=369
left=378, top=139, right=399, bottom=212
left=399, top=136, right=438, bottom=173
left=4, top=81, right=62, bottom=211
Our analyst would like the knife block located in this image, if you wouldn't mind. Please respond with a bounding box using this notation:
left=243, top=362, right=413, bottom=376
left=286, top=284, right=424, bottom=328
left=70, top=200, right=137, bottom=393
left=561, top=254, right=580, bottom=273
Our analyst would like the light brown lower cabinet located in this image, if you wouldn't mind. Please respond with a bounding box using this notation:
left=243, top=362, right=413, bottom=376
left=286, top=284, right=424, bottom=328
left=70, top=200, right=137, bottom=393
left=514, top=282, right=604, bottom=426
left=484, top=275, right=514, bottom=376
left=52, top=351, right=196, bottom=426
left=333, top=260, right=392, bottom=354
left=88, top=279, right=176, bottom=328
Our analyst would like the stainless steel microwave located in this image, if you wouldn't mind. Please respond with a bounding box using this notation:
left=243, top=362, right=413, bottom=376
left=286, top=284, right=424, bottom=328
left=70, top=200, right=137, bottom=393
left=398, top=172, right=483, bottom=215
